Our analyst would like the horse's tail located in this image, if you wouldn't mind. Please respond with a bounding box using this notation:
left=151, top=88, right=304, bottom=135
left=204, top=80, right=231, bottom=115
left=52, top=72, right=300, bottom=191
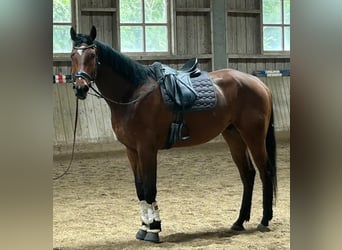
left=266, top=106, right=277, bottom=199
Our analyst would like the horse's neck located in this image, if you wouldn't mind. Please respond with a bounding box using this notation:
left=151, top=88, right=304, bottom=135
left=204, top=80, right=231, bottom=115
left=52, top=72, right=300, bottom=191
left=96, top=65, right=137, bottom=103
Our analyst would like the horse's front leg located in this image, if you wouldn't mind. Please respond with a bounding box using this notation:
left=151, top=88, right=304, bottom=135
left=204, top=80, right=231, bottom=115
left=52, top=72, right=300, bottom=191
left=126, top=146, right=161, bottom=243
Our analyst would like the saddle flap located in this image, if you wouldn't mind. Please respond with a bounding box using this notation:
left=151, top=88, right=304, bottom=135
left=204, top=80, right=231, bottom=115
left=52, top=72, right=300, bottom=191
left=164, top=74, right=197, bottom=108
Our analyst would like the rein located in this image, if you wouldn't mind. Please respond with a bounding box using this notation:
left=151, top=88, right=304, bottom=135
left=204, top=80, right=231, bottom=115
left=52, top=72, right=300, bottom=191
left=88, top=84, right=156, bottom=106
left=53, top=98, right=79, bottom=180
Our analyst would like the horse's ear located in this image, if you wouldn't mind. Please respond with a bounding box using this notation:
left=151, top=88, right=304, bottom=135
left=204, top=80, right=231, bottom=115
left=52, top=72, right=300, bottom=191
left=90, top=26, right=96, bottom=41
left=70, top=27, right=77, bottom=41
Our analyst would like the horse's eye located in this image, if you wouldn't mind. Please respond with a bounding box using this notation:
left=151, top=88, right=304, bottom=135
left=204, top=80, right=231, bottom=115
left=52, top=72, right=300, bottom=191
left=70, top=53, right=75, bottom=58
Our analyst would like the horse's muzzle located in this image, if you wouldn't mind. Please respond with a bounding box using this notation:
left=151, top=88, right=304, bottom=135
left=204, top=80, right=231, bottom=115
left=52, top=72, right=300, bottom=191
left=72, top=71, right=93, bottom=99
left=73, top=84, right=89, bottom=100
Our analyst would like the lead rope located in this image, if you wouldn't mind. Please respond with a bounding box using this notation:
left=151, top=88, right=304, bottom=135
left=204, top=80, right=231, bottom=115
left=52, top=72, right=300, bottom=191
left=53, top=98, right=79, bottom=180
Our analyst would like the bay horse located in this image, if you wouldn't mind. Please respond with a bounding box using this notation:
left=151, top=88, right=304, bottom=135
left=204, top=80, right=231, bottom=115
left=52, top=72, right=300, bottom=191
left=69, top=26, right=277, bottom=243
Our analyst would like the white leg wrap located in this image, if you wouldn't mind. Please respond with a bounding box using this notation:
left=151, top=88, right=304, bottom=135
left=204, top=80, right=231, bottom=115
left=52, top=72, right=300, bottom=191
left=139, top=223, right=148, bottom=231
left=139, top=200, right=150, bottom=225
left=139, top=200, right=161, bottom=225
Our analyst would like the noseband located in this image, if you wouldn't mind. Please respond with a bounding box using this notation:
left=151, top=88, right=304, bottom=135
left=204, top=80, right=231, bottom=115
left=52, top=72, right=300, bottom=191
left=72, top=44, right=98, bottom=84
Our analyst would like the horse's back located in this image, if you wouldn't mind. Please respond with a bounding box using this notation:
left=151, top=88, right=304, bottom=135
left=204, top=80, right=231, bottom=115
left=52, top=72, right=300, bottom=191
left=210, top=69, right=272, bottom=109
left=211, top=68, right=269, bottom=93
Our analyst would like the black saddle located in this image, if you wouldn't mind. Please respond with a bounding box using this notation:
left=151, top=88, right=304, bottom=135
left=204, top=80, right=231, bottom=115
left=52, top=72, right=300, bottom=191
left=147, top=58, right=216, bottom=149
left=180, top=57, right=201, bottom=74
left=150, top=58, right=201, bottom=110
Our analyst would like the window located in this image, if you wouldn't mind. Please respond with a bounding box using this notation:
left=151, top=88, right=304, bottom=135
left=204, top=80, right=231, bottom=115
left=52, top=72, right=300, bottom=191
left=53, top=0, right=73, bottom=53
left=119, top=0, right=169, bottom=53
left=262, top=0, right=290, bottom=52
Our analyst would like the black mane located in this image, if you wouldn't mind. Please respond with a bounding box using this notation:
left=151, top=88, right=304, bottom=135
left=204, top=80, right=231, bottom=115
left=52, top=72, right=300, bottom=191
left=73, top=34, right=149, bottom=85
left=95, top=40, right=149, bottom=85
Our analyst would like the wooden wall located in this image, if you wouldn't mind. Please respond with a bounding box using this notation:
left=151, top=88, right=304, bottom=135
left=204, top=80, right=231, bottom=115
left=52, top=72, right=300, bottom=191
left=226, top=0, right=290, bottom=72
left=262, top=77, right=290, bottom=131
left=53, top=0, right=290, bottom=145
left=53, top=84, right=115, bottom=145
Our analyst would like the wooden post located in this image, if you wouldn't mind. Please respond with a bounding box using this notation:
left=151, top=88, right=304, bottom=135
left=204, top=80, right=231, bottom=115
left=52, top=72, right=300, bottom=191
left=212, top=0, right=228, bottom=70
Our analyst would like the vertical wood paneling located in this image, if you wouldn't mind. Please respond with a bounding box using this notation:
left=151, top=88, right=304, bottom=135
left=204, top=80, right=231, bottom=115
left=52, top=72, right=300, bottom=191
left=53, top=84, right=66, bottom=144
left=175, top=14, right=187, bottom=54
left=280, top=77, right=290, bottom=130
left=82, top=96, right=99, bottom=143
left=261, top=76, right=290, bottom=131
left=246, top=59, right=256, bottom=73
left=235, top=0, right=246, bottom=58
left=256, top=60, right=266, bottom=71
left=227, top=0, right=237, bottom=9
left=228, top=61, right=237, bottom=70
left=226, top=0, right=289, bottom=73
left=227, top=15, right=237, bottom=54
left=58, top=84, right=74, bottom=143
left=53, top=83, right=116, bottom=145
left=175, top=0, right=186, bottom=8
left=276, top=77, right=288, bottom=130
left=236, top=15, right=247, bottom=54
left=283, top=77, right=290, bottom=130
left=246, top=15, right=257, bottom=54
left=237, top=61, right=247, bottom=73
left=175, top=0, right=187, bottom=55
left=64, top=83, right=83, bottom=143
left=268, top=77, right=283, bottom=130
left=175, top=0, right=211, bottom=56
left=98, top=96, right=114, bottom=141
left=89, top=86, right=109, bottom=141
left=197, top=13, right=211, bottom=54
left=255, top=15, right=261, bottom=53
left=265, top=58, right=275, bottom=70
left=186, top=1, right=198, bottom=55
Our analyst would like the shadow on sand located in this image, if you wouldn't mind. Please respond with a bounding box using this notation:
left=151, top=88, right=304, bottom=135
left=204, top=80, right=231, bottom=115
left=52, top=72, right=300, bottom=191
left=163, top=227, right=259, bottom=243
left=53, top=227, right=261, bottom=249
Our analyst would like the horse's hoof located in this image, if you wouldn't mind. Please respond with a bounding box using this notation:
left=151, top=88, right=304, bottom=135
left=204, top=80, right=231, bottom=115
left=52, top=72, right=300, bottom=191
left=136, top=229, right=147, bottom=240
left=231, top=223, right=245, bottom=231
left=257, top=224, right=271, bottom=232
left=144, top=232, right=160, bottom=243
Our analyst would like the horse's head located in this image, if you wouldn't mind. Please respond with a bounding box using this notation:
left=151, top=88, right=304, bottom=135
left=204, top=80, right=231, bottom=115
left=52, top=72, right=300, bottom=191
left=70, top=26, right=98, bottom=100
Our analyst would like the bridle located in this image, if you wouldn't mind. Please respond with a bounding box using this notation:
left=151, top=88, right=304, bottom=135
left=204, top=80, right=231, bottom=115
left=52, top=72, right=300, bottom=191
left=72, top=44, right=98, bottom=89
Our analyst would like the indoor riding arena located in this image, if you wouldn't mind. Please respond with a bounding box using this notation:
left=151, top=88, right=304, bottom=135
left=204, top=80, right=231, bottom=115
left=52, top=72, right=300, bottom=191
left=53, top=0, right=290, bottom=249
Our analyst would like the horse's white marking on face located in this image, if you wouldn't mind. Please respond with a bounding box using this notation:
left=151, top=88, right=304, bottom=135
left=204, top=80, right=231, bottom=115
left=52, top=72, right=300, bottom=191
left=77, top=46, right=85, bottom=56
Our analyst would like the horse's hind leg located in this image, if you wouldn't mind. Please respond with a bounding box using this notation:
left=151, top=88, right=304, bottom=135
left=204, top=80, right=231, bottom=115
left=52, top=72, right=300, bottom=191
left=239, top=122, right=276, bottom=231
left=222, top=126, right=256, bottom=231
left=246, top=139, right=275, bottom=231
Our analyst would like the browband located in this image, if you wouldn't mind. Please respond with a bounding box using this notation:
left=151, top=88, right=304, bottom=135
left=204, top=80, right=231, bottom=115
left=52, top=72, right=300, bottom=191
left=73, top=44, right=96, bottom=50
